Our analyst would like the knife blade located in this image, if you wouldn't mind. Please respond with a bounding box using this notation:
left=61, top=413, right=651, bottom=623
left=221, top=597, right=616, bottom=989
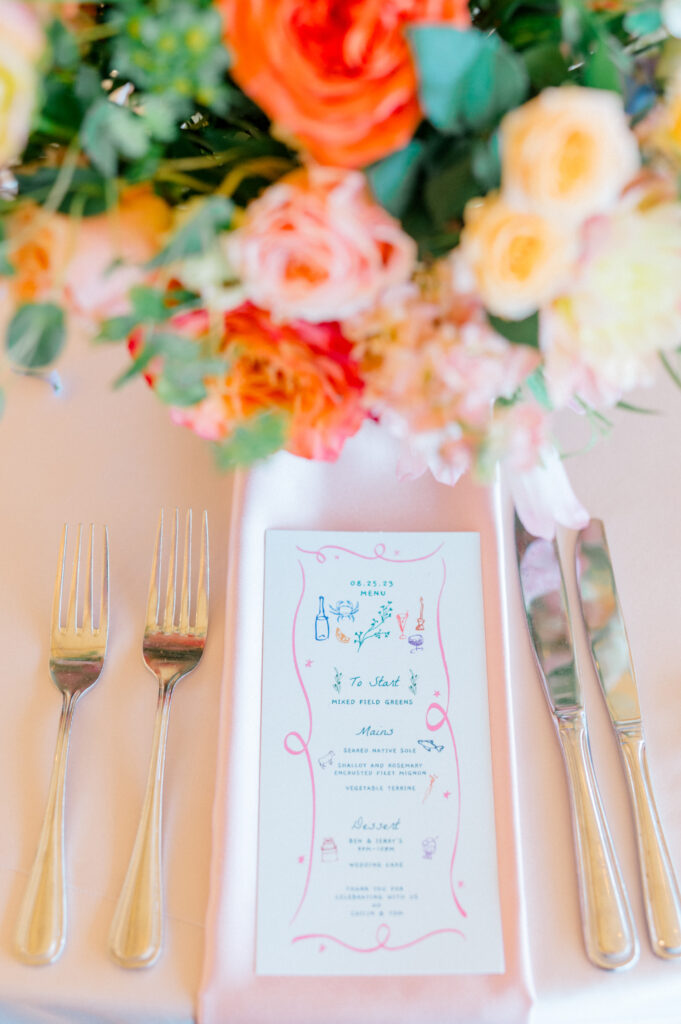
left=515, top=515, right=638, bottom=970
left=576, top=518, right=681, bottom=958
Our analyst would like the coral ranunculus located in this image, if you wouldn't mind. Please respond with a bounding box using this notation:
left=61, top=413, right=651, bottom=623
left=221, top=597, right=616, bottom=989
left=218, top=0, right=470, bottom=168
left=155, top=304, right=366, bottom=460
left=225, top=165, right=416, bottom=323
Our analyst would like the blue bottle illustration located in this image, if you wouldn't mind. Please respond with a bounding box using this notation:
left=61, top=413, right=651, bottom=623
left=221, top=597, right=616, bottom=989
left=315, top=596, right=330, bottom=641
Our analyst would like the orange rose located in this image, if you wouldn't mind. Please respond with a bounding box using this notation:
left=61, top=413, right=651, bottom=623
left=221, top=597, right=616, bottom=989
left=219, top=0, right=470, bottom=168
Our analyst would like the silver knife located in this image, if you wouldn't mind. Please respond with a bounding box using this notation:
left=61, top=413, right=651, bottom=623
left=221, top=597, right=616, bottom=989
left=515, top=515, right=638, bottom=970
left=576, top=518, right=681, bottom=958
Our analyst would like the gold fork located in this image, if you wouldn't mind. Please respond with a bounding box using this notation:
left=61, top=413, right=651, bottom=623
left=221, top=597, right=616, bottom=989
left=109, top=509, right=208, bottom=968
left=15, top=524, right=109, bottom=965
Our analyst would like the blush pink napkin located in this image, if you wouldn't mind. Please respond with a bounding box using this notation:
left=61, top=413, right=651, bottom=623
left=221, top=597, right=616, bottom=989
left=198, top=422, right=532, bottom=1024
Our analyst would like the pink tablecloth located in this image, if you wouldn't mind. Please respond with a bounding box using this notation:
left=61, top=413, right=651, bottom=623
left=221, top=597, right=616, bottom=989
left=199, top=422, right=531, bottom=1024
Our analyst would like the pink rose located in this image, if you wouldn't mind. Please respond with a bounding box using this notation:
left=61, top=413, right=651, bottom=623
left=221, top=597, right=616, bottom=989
left=225, top=165, right=416, bottom=323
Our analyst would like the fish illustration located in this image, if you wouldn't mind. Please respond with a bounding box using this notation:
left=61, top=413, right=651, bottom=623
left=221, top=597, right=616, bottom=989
left=336, top=626, right=350, bottom=643
left=418, top=738, right=445, bottom=754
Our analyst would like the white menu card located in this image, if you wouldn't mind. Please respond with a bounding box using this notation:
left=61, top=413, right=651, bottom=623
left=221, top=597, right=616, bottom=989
left=256, top=531, right=504, bottom=976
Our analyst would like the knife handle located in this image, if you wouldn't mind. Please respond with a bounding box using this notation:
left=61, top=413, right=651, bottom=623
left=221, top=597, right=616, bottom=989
left=616, top=726, right=681, bottom=957
left=556, top=711, right=638, bottom=970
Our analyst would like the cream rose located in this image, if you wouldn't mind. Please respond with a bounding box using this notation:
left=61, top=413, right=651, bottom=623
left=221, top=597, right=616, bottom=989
left=541, top=198, right=681, bottom=407
left=460, top=194, right=577, bottom=319
left=501, top=86, right=640, bottom=225
left=0, top=1, right=44, bottom=167
left=224, top=165, right=416, bottom=323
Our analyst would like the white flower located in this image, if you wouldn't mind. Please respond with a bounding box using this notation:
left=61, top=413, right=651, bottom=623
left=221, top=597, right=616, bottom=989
left=0, top=1, right=43, bottom=167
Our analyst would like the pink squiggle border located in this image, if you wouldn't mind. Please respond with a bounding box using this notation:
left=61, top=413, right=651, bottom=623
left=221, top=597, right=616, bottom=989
left=283, top=560, right=316, bottom=923
left=426, top=556, right=466, bottom=918
left=292, top=923, right=464, bottom=953
left=296, top=541, right=444, bottom=564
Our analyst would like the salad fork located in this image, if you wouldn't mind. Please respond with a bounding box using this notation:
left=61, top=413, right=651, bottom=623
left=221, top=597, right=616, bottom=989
left=15, top=524, right=109, bottom=965
left=109, top=508, right=209, bottom=968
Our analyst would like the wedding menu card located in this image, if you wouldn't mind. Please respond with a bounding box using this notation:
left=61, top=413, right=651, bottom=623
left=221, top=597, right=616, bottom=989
left=256, top=531, right=504, bottom=976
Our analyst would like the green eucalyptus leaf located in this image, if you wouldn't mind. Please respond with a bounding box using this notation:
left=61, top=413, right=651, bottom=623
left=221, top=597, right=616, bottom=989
left=0, top=222, right=14, bottom=276
left=424, top=150, right=479, bottom=225
left=366, top=140, right=425, bottom=217
left=97, top=314, right=141, bottom=342
left=623, top=7, right=662, bottom=35
left=81, top=99, right=151, bottom=178
left=147, top=195, right=233, bottom=268
left=155, top=366, right=207, bottom=406
left=113, top=344, right=160, bottom=388
left=487, top=311, right=540, bottom=348
left=130, top=285, right=172, bottom=323
left=582, top=38, right=624, bottom=94
left=6, top=303, right=66, bottom=369
left=213, top=412, right=288, bottom=469
left=522, top=42, right=571, bottom=88
left=409, top=27, right=528, bottom=134
left=525, top=367, right=552, bottom=410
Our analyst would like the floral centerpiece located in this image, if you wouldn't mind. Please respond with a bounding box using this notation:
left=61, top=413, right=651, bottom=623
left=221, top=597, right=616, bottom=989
left=1, top=0, right=679, bottom=535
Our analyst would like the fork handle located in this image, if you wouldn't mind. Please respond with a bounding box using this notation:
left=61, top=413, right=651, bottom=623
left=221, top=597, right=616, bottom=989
left=109, top=682, right=174, bottom=968
left=15, top=692, right=77, bottom=964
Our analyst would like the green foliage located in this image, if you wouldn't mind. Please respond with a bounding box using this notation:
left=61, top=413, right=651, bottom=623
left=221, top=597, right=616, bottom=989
left=82, top=99, right=151, bottom=177
left=110, top=1, right=231, bottom=118
left=147, top=195, right=234, bottom=267
left=488, top=312, right=540, bottom=348
left=366, top=141, right=426, bottom=218
left=213, top=413, right=289, bottom=470
left=409, top=27, right=529, bottom=135
left=6, top=303, right=66, bottom=369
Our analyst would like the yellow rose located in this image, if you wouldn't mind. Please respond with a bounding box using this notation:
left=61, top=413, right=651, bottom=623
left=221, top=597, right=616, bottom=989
left=0, top=0, right=44, bottom=166
left=501, top=86, right=640, bottom=225
left=460, top=194, right=576, bottom=319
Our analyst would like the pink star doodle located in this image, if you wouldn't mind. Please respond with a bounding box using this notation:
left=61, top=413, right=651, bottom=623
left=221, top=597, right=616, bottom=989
left=433, top=690, right=441, bottom=697
left=443, top=790, right=451, bottom=799
left=297, top=855, right=305, bottom=863
left=305, top=659, right=313, bottom=668
left=319, top=944, right=326, bottom=952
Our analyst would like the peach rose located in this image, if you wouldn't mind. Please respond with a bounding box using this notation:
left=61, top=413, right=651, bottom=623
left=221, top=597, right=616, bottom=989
left=219, top=0, right=469, bottom=168
left=0, top=1, right=44, bottom=166
left=8, top=186, right=171, bottom=318
left=134, top=303, right=367, bottom=461
left=501, top=86, right=640, bottom=225
left=460, top=194, right=577, bottom=319
left=225, top=165, right=416, bottom=322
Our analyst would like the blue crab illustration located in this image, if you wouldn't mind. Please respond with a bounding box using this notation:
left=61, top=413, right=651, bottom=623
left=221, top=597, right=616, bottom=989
left=328, top=599, right=360, bottom=623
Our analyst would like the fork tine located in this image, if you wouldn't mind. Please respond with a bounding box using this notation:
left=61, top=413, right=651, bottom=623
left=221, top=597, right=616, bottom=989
left=162, top=509, right=179, bottom=633
left=100, top=525, right=109, bottom=638
left=194, top=510, right=209, bottom=634
left=82, top=524, right=94, bottom=633
left=178, top=510, right=192, bottom=634
left=51, top=524, right=67, bottom=636
left=65, top=524, right=82, bottom=633
left=146, top=510, right=163, bottom=633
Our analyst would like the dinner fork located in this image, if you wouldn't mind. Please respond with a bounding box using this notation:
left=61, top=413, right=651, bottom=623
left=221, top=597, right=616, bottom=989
left=15, top=524, right=109, bottom=965
left=109, top=509, right=208, bottom=968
